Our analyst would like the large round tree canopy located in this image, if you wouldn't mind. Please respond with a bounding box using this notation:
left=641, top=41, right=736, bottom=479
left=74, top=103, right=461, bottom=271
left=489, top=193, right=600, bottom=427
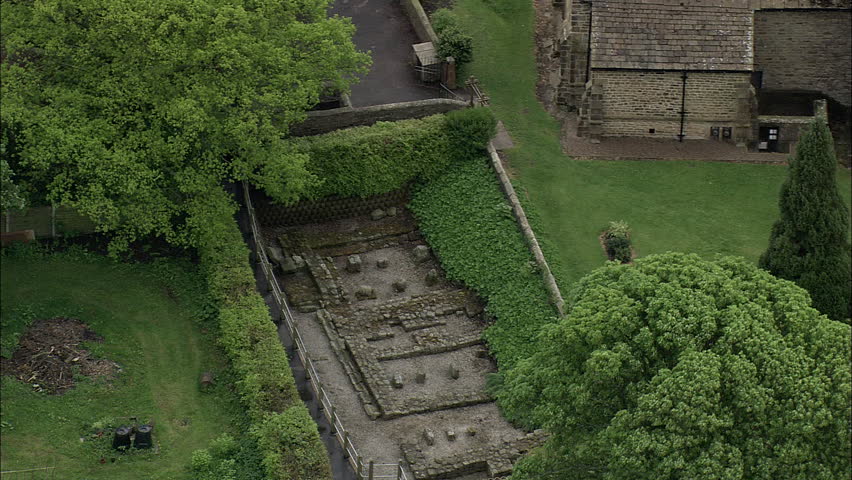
left=500, top=253, right=851, bottom=480
left=1, top=0, right=369, bottom=250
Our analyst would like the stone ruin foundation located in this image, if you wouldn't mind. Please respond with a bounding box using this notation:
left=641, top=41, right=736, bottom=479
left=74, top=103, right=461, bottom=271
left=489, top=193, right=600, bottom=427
left=260, top=197, right=544, bottom=480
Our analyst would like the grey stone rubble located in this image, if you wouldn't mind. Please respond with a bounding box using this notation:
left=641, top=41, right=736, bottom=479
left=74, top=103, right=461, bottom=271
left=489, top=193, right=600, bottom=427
left=425, top=268, right=439, bottom=286
left=347, top=254, right=362, bottom=273
left=371, top=208, right=387, bottom=221
left=356, top=285, right=377, bottom=300
left=266, top=245, right=285, bottom=266
left=392, top=279, right=408, bottom=293
left=412, top=245, right=430, bottom=263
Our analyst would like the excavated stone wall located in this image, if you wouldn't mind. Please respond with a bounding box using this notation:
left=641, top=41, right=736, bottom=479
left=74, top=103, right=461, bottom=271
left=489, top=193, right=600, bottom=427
left=263, top=197, right=545, bottom=480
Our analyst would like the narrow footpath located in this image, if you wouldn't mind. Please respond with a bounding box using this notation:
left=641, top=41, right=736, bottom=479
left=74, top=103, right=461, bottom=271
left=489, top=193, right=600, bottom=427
left=233, top=182, right=358, bottom=480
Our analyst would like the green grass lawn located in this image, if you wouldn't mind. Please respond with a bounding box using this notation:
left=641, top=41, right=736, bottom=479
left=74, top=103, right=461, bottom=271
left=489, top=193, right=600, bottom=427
left=452, top=0, right=852, bottom=286
left=0, top=250, right=242, bottom=479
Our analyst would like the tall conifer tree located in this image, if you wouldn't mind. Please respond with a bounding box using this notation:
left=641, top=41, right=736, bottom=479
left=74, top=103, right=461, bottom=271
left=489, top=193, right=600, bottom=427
left=759, top=119, right=851, bottom=322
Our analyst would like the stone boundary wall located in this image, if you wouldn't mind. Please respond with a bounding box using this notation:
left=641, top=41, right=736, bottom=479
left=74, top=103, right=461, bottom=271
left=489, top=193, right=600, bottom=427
left=487, top=143, right=566, bottom=316
left=255, top=190, right=409, bottom=227
left=289, top=99, right=468, bottom=137
left=754, top=9, right=852, bottom=106
left=399, top=0, right=440, bottom=45
left=2, top=205, right=96, bottom=238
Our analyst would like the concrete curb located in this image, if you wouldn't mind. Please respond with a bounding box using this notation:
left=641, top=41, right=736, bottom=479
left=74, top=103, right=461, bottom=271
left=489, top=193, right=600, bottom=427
left=486, top=142, right=566, bottom=316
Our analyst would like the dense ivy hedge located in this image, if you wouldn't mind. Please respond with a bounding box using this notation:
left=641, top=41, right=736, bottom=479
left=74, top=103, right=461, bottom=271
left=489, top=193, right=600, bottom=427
left=290, top=108, right=496, bottom=201
left=409, top=157, right=557, bottom=368
left=196, top=207, right=331, bottom=480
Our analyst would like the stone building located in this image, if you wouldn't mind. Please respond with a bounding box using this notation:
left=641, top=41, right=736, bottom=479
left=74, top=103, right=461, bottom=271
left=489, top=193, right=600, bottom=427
left=551, top=0, right=852, bottom=153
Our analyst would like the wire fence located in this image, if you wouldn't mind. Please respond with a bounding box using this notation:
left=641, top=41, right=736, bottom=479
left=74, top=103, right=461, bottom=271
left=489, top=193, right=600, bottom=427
left=0, top=467, right=58, bottom=479
left=241, top=182, right=410, bottom=480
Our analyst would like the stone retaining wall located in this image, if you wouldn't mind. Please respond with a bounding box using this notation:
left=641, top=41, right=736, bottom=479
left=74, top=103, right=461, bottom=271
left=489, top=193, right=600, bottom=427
left=290, top=99, right=468, bottom=137
left=256, top=190, right=409, bottom=227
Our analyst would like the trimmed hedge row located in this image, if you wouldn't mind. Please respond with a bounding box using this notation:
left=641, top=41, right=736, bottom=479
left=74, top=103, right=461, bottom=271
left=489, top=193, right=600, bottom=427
left=409, top=157, right=558, bottom=368
left=196, top=202, right=331, bottom=480
left=289, top=108, right=496, bottom=201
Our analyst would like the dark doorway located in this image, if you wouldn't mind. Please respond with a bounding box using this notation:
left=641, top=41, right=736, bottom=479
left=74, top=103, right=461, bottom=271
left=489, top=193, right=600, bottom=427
left=751, top=71, right=763, bottom=89
left=759, top=126, right=780, bottom=152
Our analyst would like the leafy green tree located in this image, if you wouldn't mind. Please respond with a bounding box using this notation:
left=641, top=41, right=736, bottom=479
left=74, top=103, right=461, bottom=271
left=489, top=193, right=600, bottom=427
left=1, top=158, right=25, bottom=212
left=499, top=253, right=851, bottom=480
left=759, top=119, right=851, bottom=322
left=0, top=0, right=369, bottom=251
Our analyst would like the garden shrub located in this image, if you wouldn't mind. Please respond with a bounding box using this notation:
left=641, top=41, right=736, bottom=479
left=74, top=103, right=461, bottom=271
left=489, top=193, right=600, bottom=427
left=409, top=157, right=557, bottom=368
left=431, top=9, right=473, bottom=66
left=191, top=444, right=238, bottom=480
left=288, top=109, right=496, bottom=202
left=195, top=206, right=331, bottom=480
left=603, top=220, right=632, bottom=263
left=443, top=108, right=497, bottom=160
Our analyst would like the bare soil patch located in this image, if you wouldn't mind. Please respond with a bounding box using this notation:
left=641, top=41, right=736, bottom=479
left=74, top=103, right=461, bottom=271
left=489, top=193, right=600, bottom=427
left=0, top=317, right=120, bottom=394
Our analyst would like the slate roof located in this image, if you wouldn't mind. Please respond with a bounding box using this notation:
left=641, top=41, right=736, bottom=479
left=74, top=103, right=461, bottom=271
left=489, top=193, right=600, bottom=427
left=590, top=0, right=754, bottom=71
